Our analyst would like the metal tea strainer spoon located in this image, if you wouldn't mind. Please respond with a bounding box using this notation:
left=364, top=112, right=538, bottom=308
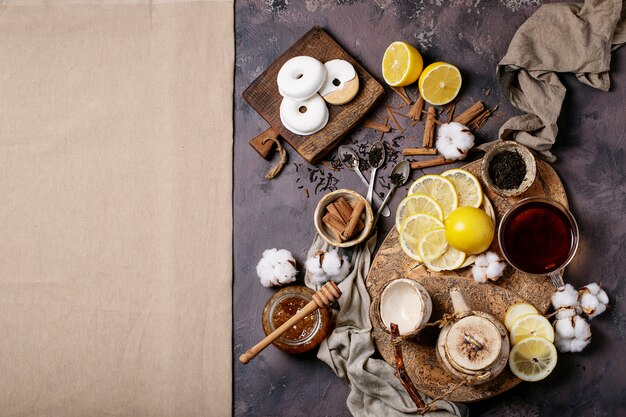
left=366, top=141, right=385, bottom=206
left=373, top=160, right=410, bottom=225
left=338, top=145, right=390, bottom=217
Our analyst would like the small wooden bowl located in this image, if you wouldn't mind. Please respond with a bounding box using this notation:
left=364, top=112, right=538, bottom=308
left=481, top=141, right=537, bottom=197
left=314, top=189, right=374, bottom=248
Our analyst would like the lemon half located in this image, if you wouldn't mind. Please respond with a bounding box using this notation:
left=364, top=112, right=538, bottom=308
left=418, top=62, right=462, bottom=105
left=382, top=41, right=424, bottom=87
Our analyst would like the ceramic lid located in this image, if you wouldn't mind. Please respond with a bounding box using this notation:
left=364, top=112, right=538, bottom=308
left=445, top=315, right=503, bottom=372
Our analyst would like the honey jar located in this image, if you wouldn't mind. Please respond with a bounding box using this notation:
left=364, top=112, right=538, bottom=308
left=262, top=285, right=331, bottom=354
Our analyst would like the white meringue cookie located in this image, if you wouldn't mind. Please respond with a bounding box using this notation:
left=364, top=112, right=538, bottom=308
left=277, top=56, right=326, bottom=101
left=280, top=94, right=329, bottom=136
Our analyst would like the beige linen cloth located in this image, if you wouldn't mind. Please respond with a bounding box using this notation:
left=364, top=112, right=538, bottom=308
left=497, top=0, right=626, bottom=162
left=310, top=235, right=467, bottom=417
left=0, top=1, right=233, bottom=416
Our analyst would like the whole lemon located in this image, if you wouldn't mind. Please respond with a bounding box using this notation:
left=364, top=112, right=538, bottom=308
left=444, top=207, right=494, bottom=254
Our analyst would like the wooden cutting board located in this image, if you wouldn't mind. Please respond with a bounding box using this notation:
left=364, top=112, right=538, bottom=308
left=243, top=27, right=385, bottom=164
left=366, top=158, right=568, bottom=402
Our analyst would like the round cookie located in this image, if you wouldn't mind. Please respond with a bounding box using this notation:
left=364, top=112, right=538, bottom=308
left=280, top=94, right=329, bottom=136
left=277, top=56, right=327, bottom=102
left=319, top=59, right=359, bottom=105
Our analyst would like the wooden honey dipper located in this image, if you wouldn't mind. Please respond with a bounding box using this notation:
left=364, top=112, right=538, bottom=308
left=239, top=281, right=341, bottom=364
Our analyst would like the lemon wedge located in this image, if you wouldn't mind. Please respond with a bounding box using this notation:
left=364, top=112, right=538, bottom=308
left=395, top=194, right=444, bottom=232
left=509, top=336, right=558, bottom=382
left=399, top=214, right=444, bottom=261
left=408, top=175, right=458, bottom=219
left=418, top=62, right=462, bottom=105
left=382, top=41, right=424, bottom=87
left=441, top=169, right=483, bottom=208
left=510, top=314, right=554, bottom=345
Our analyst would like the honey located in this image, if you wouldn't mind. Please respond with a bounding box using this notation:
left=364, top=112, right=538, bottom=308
left=262, top=286, right=331, bottom=354
left=271, top=296, right=317, bottom=340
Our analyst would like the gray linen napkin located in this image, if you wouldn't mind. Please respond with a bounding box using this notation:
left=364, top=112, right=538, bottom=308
left=309, top=234, right=467, bottom=417
left=497, top=0, right=626, bottom=162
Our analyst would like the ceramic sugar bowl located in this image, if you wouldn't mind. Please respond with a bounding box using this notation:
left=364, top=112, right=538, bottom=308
left=436, top=287, right=510, bottom=385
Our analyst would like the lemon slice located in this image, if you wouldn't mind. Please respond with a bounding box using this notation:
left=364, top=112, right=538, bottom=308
left=510, top=314, right=554, bottom=345
left=418, top=228, right=448, bottom=262
left=421, top=243, right=466, bottom=272
left=408, top=175, right=458, bottom=219
left=395, top=194, right=444, bottom=232
left=418, top=62, right=462, bottom=105
left=509, top=336, right=558, bottom=382
left=399, top=214, right=444, bottom=261
left=441, top=169, right=483, bottom=208
left=504, top=303, right=540, bottom=331
left=382, top=41, right=424, bottom=87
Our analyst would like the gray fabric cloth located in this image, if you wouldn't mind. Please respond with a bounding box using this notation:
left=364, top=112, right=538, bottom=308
left=311, top=234, right=468, bottom=417
left=497, top=0, right=626, bottom=162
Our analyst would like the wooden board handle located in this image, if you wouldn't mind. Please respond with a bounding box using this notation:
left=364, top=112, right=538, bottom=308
left=239, top=282, right=341, bottom=364
left=249, top=127, right=279, bottom=159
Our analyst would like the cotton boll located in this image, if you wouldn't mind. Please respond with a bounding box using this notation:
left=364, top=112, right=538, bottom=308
left=553, top=314, right=591, bottom=353
left=436, top=122, right=475, bottom=160
left=256, top=248, right=297, bottom=287
left=305, top=254, right=325, bottom=276
left=471, top=251, right=505, bottom=283
left=321, top=250, right=350, bottom=284
left=580, top=292, right=599, bottom=311
left=486, top=261, right=506, bottom=279
left=321, top=250, right=343, bottom=276
left=551, top=284, right=579, bottom=309
left=305, top=250, right=351, bottom=286
left=554, top=318, right=576, bottom=339
left=472, top=264, right=488, bottom=283
left=578, top=283, right=609, bottom=319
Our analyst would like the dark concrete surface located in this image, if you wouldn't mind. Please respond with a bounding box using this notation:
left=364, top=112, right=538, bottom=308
left=233, top=1, right=626, bottom=416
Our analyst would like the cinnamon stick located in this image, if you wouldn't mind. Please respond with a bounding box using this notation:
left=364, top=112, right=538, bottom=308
left=422, top=107, right=437, bottom=148
left=402, top=147, right=438, bottom=156
left=362, top=119, right=391, bottom=133
left=341, top=200, right=365, bottom=241
left=386, top=106, right=403, bottom=133
left=322, top=212, right=345, bottom=240
left=327, top=202, right=347, bottom=224
left=391, top=323, right=426, bottom=408
left=453, top=101, right=485, bottom=126
left=406, top=96, right=425, bottom=122
left=391, top=86, right=412, bottom=105
left=335, top=197, right=353, bottom=221
left=469, top=105, right=498, bottom=131
left=410, top=156, right=455, bottom=170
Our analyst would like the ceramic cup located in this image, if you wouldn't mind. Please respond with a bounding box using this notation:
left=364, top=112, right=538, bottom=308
left=379, top=278, right=432, bottom=336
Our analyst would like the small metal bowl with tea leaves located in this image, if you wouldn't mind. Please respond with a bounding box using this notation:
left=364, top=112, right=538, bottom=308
left=481, top=141, right=537, bottom=197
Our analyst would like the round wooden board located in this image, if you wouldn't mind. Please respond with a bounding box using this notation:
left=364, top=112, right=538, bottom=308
left=366, top=158, right=568, bottom=402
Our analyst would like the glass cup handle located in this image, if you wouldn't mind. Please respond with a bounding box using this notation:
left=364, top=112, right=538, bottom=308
left=548, top=270, right=565, bottom=289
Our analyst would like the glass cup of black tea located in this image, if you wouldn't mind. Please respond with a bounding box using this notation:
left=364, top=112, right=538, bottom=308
left=498, top=197, right=579, bottom=288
